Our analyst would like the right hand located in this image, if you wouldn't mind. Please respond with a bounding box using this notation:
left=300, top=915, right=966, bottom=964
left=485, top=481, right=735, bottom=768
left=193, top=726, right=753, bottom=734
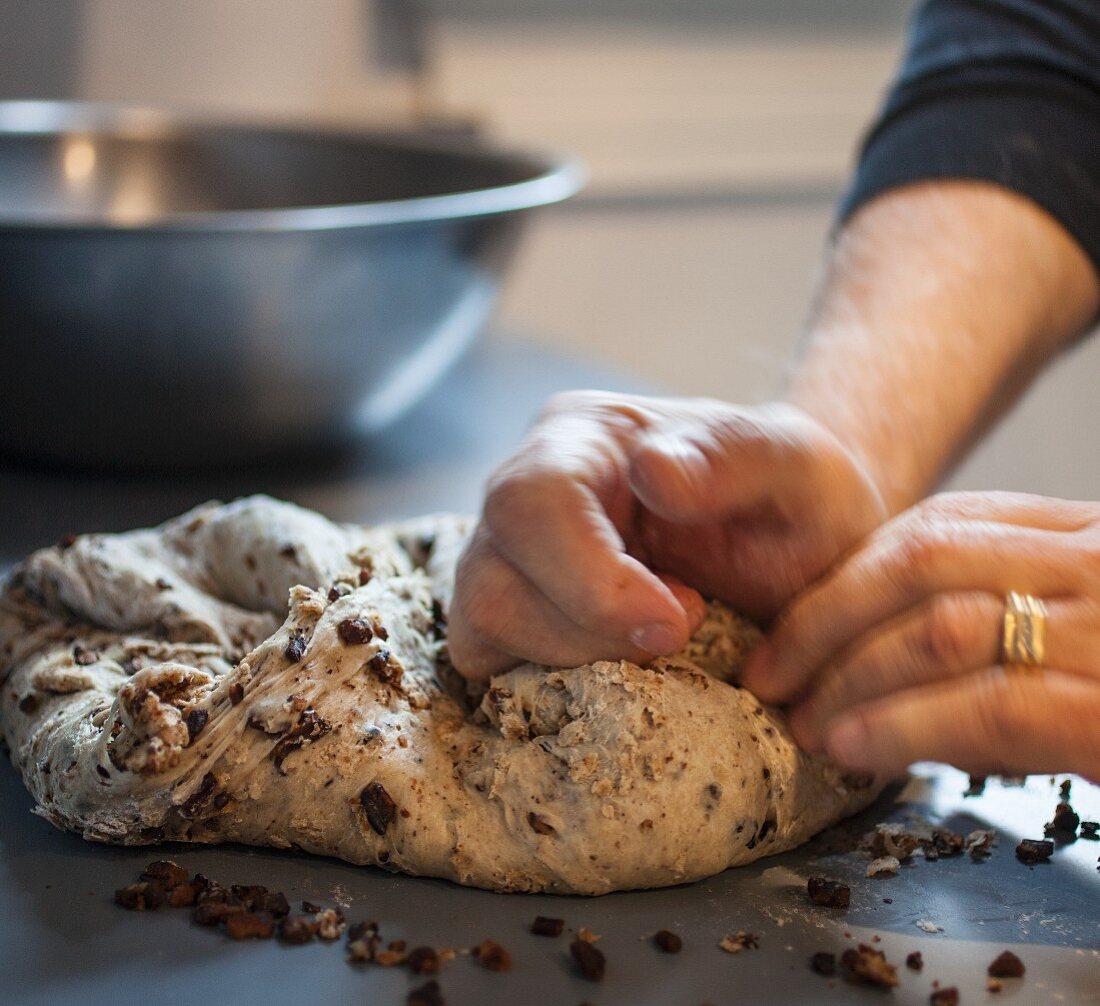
left=449, top=391, right=888, bottom=681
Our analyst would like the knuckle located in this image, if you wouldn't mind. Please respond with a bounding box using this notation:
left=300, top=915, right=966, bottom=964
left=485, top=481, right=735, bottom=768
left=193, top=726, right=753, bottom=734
left=885, top=521, right=950, bottom=587
left=920, top=595, right=974, bottom=667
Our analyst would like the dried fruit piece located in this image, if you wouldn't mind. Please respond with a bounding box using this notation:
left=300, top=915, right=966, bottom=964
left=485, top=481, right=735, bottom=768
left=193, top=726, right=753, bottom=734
left=653, top=929, right=682, bottom=953
left=284, top=634, right=307, bottom=663
left=807, top=877, right=850, bottom=909
left=1046, top=802, right=1080, bottom=837
left=1015, top=838, right=1054, bottom=864
left=406, top=946, right=441, bottom=975
left=474, top=940, right=511, bottom=972
left=906, top=951, right=924, bottom=971
left=338, top=618, right=373, bottom=645
left=407, top=981, right=445, bottom=1006
left=279, top=915, right=319, bottom=944
left=114, top=882, right=166, bottom=911
left=530, top=916, right=564, bottom=937
left=225, top=912, right=275, bottom=940
left=930, top=988, right=959, bottom=1006
left=809, top=952, right=836, bottom=976
left=527, top=812, right=555, bottom=836
left=570, top=938, right=605, bottom=981
left=360, top=781, right=398, bottom=835
left=988, top=950, right=1025, bottom=978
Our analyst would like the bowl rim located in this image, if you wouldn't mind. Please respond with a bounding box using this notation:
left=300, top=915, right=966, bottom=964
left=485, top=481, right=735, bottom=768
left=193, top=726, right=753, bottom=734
left=0, top=100, right=586, bottom=233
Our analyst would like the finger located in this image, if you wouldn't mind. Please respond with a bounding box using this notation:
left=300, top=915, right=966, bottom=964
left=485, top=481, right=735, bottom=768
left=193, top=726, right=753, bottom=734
left=911, top=490, right=1095, bottom=532
left=449, top=528, right=688, bottom=682
left=823, top=667, right=1100, bottom=779
left=483, top=429, right=691, bottom=652
left=791, top=591, right=1100, bottom=751
left=746, top=518, right=1077, bottom=703
left=788, top=590, right=1003, bottom=751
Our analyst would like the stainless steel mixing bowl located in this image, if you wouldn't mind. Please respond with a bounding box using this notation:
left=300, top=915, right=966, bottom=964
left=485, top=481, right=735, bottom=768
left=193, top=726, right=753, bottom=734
left=0, top=101, right=582, bottom=467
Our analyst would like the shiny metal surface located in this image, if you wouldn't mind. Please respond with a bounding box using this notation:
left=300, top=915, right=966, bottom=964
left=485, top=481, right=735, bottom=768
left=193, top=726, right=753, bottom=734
left=0, top=101, right=582, bottom=466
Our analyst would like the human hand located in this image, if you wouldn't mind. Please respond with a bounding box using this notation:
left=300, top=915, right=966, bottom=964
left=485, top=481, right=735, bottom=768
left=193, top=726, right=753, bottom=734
left=449, top=391, right=886, bottom=680
left=741, top=491, right=1100, bottom=781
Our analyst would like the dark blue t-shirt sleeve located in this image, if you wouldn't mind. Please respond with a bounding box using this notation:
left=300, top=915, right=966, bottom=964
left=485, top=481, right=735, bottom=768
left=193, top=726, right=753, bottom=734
left=839, top=0, right=1100, bottom=272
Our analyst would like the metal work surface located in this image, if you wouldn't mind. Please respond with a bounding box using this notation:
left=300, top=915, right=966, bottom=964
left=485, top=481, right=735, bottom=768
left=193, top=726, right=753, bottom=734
left=1, top=337, right=1097, bottom=1005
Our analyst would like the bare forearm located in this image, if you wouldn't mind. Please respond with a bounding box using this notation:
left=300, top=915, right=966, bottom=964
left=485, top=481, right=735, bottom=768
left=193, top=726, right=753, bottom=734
left=785, top=181, right=1100, bottom=514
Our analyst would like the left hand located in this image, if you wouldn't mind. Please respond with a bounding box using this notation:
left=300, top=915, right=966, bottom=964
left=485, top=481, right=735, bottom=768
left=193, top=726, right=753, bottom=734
left=740, top=491, right=1100, bottom=782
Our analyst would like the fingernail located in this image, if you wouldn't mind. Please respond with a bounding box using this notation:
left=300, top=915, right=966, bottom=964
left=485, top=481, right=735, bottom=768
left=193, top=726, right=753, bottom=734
left=826, top=716, right=871, bottom=770
left=630, top=622, right=681, bottom=655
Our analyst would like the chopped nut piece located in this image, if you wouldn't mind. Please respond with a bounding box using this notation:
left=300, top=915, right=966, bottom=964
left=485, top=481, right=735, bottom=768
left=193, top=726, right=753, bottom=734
left=809, top=952, right=836, bottom=976
left=577, top=927, right=600, bottom=944
left=866, top=855, right=901, bottom=878
left=302, top=900, right=322, bottom=913
left=988, top=950, right=1025, bottom=978
left=966, top=829, right=997, bottom=861
left=375, top=949, right=406, bottom=966
left=987, top=978, right=1003, bottom=993
left=906, top=951, right=924, bottom=971
left=114, top=882, right=166, bottom=911
left=807, top=877, right=851, bottom=909
left=337, top=618, right=373, bottom=645
left=192, top=901, right=245, bottom=926
left=140, top=860, right=188, bottom=889
left=1015, top=838, right=1054, bottom=864
left=570, top=938, right=605, bottom=981
left=718, top=931, right=759, bottom=953
left=229, top=682, right=244, bottom=705
left=929, top=988, right=959, bottom=1006
left=359, top=781, right=398, bottom=835
left=530, top=916, right=564, bottom=937
left=278, top=915, right=318, bottom=944
left=407, top=980, right=445, bottom=1006
left=315, top=907, right=346, bottom=940
left=73, top=644, right=97, bottom=666
left=225, top=912, right=276, bottom=940
left=474, top=940, right=511, bottom=972
left=406, top=946, right=441, bottom=975
left=169, top=881, right=202, bottom=907
left=653, top=929, right=682, bottom=953
left=840, top=944, right=899, bottom=988
left=866, top=823, right=920, bottom=861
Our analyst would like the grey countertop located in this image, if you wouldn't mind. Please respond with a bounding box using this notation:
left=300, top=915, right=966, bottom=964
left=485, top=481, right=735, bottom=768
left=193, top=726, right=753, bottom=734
left=1, top=335, right=1097, bottom=1005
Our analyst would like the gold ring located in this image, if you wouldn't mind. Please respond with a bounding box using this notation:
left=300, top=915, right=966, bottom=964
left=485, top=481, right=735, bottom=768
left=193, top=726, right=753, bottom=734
left=1002, top=591, right=1047, bottom=670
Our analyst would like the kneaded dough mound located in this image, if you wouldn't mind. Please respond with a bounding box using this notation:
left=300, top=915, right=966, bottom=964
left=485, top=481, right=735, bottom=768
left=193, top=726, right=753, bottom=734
left=0, top=496, right=879, bottom=894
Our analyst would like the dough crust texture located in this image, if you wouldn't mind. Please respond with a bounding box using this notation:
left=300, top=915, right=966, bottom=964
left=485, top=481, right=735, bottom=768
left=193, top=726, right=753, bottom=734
left=0, top=497, right=879, bottom=895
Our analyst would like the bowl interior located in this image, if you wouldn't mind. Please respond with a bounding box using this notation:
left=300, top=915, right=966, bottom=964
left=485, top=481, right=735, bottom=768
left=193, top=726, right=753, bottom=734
left=0, top=106, right=566, bottom=225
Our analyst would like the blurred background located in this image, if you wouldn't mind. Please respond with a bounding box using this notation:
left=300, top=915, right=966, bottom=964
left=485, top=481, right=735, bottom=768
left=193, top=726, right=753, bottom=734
left=1, top=0, right=1097, bottom=499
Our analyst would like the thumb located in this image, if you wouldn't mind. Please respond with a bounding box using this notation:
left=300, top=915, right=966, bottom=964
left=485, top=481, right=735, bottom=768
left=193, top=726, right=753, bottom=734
left=628, top=405, right=813, bottom=523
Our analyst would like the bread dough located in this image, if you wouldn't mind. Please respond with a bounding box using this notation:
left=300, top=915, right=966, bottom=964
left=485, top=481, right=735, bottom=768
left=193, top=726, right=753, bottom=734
left=0, top=496, right=880, bottom=895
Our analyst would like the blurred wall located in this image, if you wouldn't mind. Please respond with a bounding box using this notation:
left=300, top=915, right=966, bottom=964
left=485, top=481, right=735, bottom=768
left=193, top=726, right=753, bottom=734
left=0, top=0, right=413, bottom=121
